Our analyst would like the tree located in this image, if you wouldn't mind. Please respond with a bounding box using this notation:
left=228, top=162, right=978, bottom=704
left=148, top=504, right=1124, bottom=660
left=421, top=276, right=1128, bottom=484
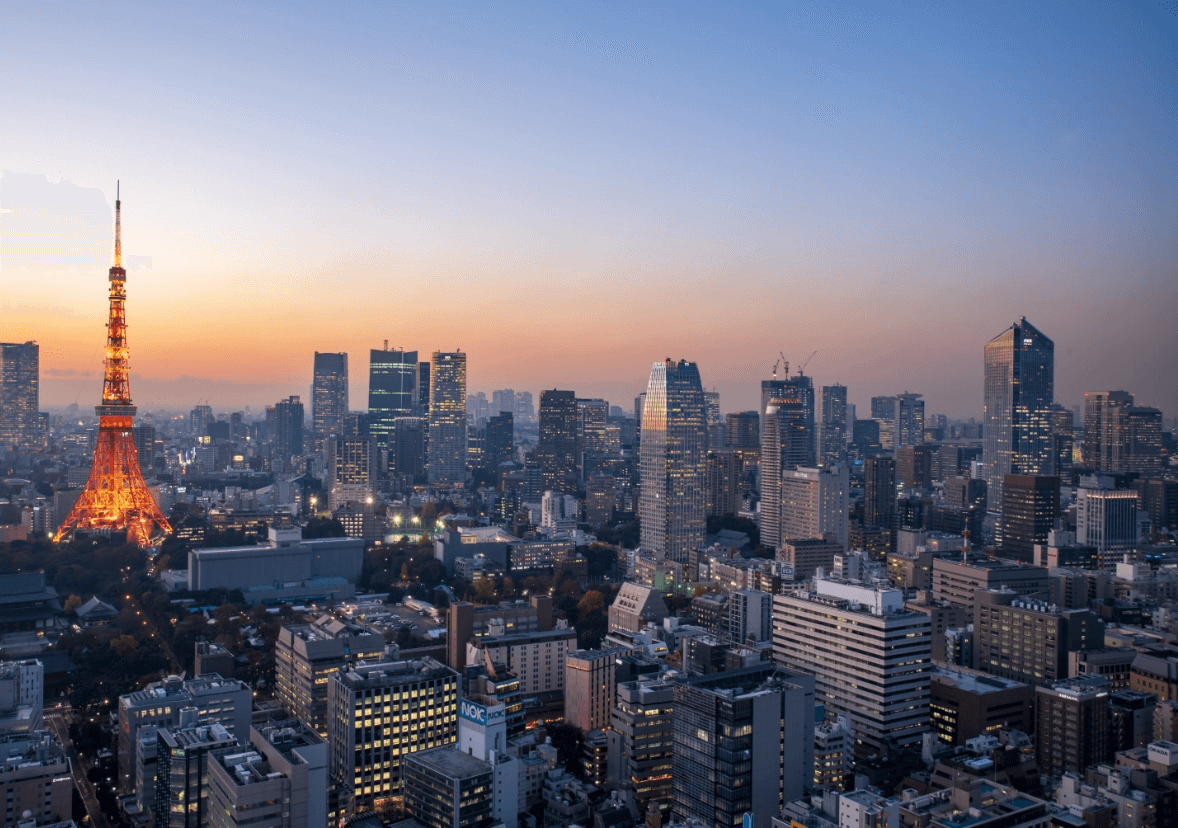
left=64, top=595, right=82, bottom=613
left=576, top=591, right=605, bottom=619
left=110, top=635, right=139, bottom=657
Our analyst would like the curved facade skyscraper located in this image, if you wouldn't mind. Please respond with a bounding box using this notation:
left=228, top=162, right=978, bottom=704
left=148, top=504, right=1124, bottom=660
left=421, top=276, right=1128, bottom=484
left=982, top=317, right=1054, bottom=511
left=639, top=359, right=706, bottom=562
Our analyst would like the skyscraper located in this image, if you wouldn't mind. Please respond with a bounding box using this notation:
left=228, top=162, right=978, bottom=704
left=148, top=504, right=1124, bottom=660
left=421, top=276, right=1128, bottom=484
left=983, top=317, right=1054, bottom=510
left=367, top=348, right=417, bottom=449
left=999, top=474, right=1060, bottom=563
left=485, top=411, right=514, bottom=470
left=671, top=665, right=814, bottom=828
left=269, top=396, right=305, bottom=461
left=759, top=395, right=816, bottom=549
left=761, top=375, right=815, bottom=458
left=1083, top=391, right=1164, bottom=476
left=704, top=390, right=723, bottom=450
left=427, top=351, right=466, bottom=486
left=0, top=342, right=38, bottom=450
left=862, top=456, right=896, bottom=530
left=576, top=397, right=609, bottom=478
left=327, top=435, right=377, bottom=509
left=538, top=390, right=578, bottom=494
left=639, top=359, right=706, bottom=562
left=819, top=384, right=847, bottom=465
left=311, top=352, right=348, bottom=452
left=779, top=465, right=850, bottom=551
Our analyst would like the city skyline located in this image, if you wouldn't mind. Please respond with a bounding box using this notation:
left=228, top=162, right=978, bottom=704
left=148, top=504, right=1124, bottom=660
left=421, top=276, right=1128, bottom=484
left=2, top=3, right=1176, bottom=418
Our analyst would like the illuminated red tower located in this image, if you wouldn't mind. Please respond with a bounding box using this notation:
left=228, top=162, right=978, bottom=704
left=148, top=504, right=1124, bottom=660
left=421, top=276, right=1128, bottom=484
left=56, top=185, right=172, bottom=547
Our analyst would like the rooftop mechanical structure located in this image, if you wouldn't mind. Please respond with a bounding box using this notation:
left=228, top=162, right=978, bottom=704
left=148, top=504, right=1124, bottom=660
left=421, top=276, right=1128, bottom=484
left=55, top=185, right=172, bottom=547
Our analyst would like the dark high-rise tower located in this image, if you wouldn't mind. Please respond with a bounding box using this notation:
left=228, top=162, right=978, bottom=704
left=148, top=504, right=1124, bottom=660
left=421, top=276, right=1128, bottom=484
left=538, top=390, right=578, bottom=494
left=427, top=351, right=466, bottom=486
left=56, top=187, right=172, bottom=546
left=1000, top=474, right=1060, bottom=563
left=818, top=384, right=847, bottom=465
left=269, top=396, right=305, bottom=460
left=983, top=317, right=1054, bottom=510
left=311, top=351, right=348, bottom=452
left=0, top=341, right=39, bottom=450
left=368, top=348, right=418, bottom=449
left=863, top=456, right=897, bottom=530
left=759, top=395, right=816, bottom=549
left=640, top=360, right=707, bottom=562
left=485, top=411, right=514, bottom=470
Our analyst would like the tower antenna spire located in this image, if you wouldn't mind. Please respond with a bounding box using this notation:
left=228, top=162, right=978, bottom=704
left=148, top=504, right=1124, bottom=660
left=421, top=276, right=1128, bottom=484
left=114, top=180, right=122, bottom=267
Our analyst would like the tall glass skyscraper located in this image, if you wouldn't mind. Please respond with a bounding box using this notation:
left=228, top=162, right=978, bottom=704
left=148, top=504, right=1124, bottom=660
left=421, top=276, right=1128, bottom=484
left=311, top=351, right=348, bottom=452
left=983, top=317, right=1054, bottom=510
left=368, top=348, right=418, bottom=449
left=0, top=341, right=39, bottom=450
left=640, top=359, right=706, bottom=562
left=427, top=351, right=466, bottom=486
left=818, top=384, right=848, bottom=465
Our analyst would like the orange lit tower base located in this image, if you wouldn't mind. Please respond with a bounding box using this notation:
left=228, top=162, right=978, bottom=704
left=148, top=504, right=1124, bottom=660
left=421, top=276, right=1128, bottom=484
left=55, top=186, right=171, bottom=547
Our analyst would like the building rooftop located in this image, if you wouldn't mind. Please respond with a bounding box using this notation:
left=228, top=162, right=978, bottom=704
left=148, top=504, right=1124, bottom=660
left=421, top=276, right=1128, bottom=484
left=932, top=668, right=1028, bottom=694
left=406, top=745, right=493, bottom=779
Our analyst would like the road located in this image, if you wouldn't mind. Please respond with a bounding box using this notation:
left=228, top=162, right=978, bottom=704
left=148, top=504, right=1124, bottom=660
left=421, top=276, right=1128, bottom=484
left=46, top=711, right=113, bottom=828
left=120, top=583, right=181, bottom=673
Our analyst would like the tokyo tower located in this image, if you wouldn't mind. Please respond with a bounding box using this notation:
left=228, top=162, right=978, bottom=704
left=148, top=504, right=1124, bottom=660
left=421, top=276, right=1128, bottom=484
left=55, top=185, right=172, bottom=547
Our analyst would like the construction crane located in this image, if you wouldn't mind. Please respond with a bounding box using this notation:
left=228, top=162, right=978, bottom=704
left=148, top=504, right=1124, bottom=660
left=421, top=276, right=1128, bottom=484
left=797, top=350, right=818, bottom=376
left=771, top=355, right=781, bottom=379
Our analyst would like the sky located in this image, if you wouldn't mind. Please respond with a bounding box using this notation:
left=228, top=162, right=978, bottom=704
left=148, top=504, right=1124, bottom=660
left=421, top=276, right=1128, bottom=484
left=2, top=1, right=1175, bottom=419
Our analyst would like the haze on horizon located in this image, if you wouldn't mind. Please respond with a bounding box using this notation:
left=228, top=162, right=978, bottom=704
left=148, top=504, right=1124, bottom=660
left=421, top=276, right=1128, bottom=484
left=2, top=2, right=1175, bottom=419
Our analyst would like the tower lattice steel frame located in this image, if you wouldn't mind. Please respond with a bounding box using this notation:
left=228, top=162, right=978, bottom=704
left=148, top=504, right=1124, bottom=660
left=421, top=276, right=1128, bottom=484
left=55, top=185, right=172, bottom=547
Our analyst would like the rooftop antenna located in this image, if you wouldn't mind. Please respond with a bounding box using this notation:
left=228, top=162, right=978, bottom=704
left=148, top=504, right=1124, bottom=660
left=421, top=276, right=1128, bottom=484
left=114, top=180, right=121, bottom=267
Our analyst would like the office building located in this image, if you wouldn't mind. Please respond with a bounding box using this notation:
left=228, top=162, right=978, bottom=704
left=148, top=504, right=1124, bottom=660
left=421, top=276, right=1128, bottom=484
left=896, top=445, right=934, bottom=490
left=931, top=556, right=1049, bottom=614
left=485, top=411, right=514, bottom=470
left=327, top=436, right=377, bottom=509
left=187, top=527, right=363, bottom=600
left=446, top=597, right=554, bottom=670
left=874, top=393, right=925, bottom=451
left=576, top=398, right=610, bottom=477
left=1076, top=477, right=1138, bottom=569
left=772, top=578, right=932, bottom=754
left=464, top=628, right=577, bottom=696
left=585, top=475, right=616, bottom=528
left=268, top=396, right=305, bottom=460
left=403, top=747, right=496, bottom=828
left=672, top=665, right=815, bottom=828
left=778, top=466, right=849, bottom=552
left=761, top=374, right=815, bottom=456
left=207, top=718, right=328, bottom=828
left=705, top=448, right=743, bottom=517
left=778, top=538, right=843, bottom=581
left=564, top=649, right=624, bottom=732
left=639, top=360, right=707, bottom=563
left=390, top=416, right=426, bottom=483
left=311, top=352, right=348, bottom=452
left=155, top=718, right=238, bottom=828
left=0, top=730, right=72, bottom=827
left=0, top=660, right=42, bottom=736
left=426, top=351, right=466, bottom=486
left=983, top=317, right=1055, bottom=510
left=133, top=424, right=156, bottom=472
left=608, top=678, right=674, bottom=817
left=368, top=348, right=418, bottom=450
left=812, top=717, right=854, bottom=792
left=999, top=474, right=1059, bottom=563
left=819, top=384, right=848, bottom=465
left=725, top=411, right=759, bottom=450
left=1051, top=404, right=1075, bottom=481
left=275, top=616, right=385, bottom=738
left=608, top=583, right=669, bottom=636
left=728, top=589, right=772, bottom=644
left=117, top=674, right=252, bottom=794
left=327, top=657, right=459, bottom=813
left=536, top=390, right=578, bottom=494
left=972, top=590, right=1103, bottom=686
left=0, top=342, right=38, bottom=450
left=1082, top=390, right=1162, bottom=475
left=863, top=457, right=896, bottom=531
left=1035, top=677, right=1110, bottom=776
left=929, top=668, right=1033, bottom=746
